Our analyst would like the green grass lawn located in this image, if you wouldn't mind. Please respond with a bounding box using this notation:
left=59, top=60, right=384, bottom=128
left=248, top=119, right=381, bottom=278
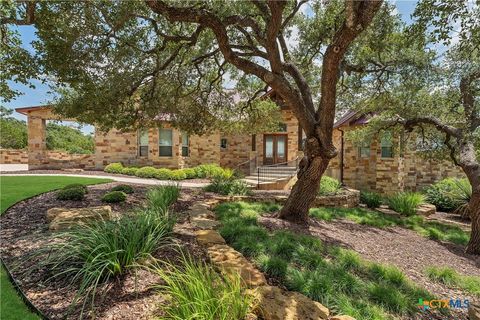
left=215, top=202, right=438, bottom=320
left=0, top=175, right=112, bottom=320
left=310, top=207, right=470, bottom=245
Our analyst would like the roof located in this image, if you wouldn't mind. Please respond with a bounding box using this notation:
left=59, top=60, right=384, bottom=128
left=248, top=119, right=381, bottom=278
left=333, top=110, right=371, bottom=128
left=15, top=105, right=52, bottom=115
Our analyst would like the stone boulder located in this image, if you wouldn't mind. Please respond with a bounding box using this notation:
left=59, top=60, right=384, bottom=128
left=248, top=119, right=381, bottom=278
left=195, top=229, right=225, bottom=247
left=247, top=285, right=330, bottom=320
left=416, top=204, right=436, bottom=216
left=47, top=206, right=113, bottom=231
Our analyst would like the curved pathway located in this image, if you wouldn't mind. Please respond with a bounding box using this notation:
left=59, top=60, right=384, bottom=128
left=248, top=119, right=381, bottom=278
left=0, top=172, right=209, bottom=188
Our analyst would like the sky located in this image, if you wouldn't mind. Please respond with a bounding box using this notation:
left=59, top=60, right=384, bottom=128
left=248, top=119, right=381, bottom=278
left=3, top=0, right=418, bottom=131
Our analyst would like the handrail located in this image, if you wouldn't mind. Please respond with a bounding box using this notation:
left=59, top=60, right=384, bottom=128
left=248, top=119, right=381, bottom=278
left=261, top=156, right=300, bottom=168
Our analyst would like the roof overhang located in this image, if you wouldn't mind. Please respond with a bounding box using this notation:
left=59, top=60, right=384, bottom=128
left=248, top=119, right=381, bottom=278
left=15, top=105, right=52, bottom=116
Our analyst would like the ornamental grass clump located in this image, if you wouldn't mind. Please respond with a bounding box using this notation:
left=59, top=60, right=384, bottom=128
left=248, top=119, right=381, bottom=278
left=146, top=185, right=180, bottom=214
left=204, top=177, right=252, bottom=196
left=387, top=192, right=425, bottom=216
left=37, top=209, right=173, bottom=316
left=360, top=191, right=383, bottom=208
left=150, top=253, right=252, bottom=320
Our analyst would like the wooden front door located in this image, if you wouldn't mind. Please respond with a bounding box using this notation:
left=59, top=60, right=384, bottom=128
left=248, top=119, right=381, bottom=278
left=263, top=134, right=288, bottom=165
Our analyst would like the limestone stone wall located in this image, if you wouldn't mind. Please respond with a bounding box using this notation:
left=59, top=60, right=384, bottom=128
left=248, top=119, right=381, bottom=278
left=219, top=134, right=251, bottom=169
left=0, top=149, right=28, bottom=164
left=185, top=133, right=222, bottom=167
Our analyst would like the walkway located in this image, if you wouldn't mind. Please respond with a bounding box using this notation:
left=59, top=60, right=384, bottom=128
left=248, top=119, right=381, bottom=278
left=0, top=172, right=209, bottom=188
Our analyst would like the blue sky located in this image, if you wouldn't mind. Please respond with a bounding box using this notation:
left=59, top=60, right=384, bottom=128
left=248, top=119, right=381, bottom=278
left=4, top=1, right=418, bottom=125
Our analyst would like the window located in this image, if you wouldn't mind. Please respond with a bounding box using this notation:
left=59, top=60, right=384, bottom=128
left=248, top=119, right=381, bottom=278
left=220, top=138, right=228, bottom=149
left=182, top=133, right=189, bottom=157
left=159, top=128, right=173, bottom=157
left=138, top=129, right=149, bottom=157
left=381, top=131, right=394, bottom=158
left=251, top=134, right=256, bottom=151
left=358, top=141, right=370, bottom=158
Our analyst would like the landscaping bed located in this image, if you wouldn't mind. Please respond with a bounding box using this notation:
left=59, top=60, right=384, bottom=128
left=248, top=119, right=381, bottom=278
left=0, top=183, right=211, bottom=319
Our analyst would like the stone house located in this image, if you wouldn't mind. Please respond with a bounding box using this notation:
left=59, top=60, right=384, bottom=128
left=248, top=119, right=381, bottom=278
left=13, top=100, right=464, bottom=194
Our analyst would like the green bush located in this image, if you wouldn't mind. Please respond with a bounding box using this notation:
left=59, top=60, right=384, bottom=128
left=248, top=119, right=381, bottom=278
left=102, top=191, right=127, bottom=203
left=194, top=163, right=230, bottom=179
left=153, top=168, right=173, bottom=180
left=146, top=185, right=180, bottom=214
left=318, top=176, right=341, bottom=196
left=360, top=191, right=383, bottom=208
left=424, top=178, right=464, bottom=212
left=181, top=168, right=197, bottom=179
left=170, top=169, right=187, bottom=180
left=111, top=184, right=134, bottom=194
left=56, top=186, right=86, bottom=201
left=121, top=167, right=139, bottom=176
left=204, top=177, right=251, bottom=196
left=135, top=166, right=158, bottom=178
left=104, top=162, right=124, bottom=174
left=151, top=254, right=252, bottom=320
left=387, top=192, right=425, bottom=216
left=37, top=209, right=173, bottom=312
left=63, top=183, right=88, bottom=193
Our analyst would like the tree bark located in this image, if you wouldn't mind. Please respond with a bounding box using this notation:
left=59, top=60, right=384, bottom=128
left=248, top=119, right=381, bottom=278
left=466, top=189, right=480, bottom=254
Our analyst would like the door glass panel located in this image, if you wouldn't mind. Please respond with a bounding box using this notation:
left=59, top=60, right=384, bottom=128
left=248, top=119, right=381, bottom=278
left=265, top=136, right=274, bottom=158
left=277, top=136, right=286, bottom=158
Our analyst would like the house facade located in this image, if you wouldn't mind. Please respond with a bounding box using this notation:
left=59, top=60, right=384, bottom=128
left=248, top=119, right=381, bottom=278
left=12, top=104, right=464, bottom=194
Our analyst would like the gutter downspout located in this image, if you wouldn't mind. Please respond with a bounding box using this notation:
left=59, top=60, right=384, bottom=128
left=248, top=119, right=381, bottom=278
left=338, top=128, right=345, bottom=185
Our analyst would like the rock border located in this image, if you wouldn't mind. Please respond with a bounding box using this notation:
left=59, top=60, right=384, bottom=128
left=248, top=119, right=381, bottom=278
left=188, top=199, right=356, bottom=320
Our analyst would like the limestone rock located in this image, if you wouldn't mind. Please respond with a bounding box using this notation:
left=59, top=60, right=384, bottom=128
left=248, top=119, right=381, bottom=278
left=195, top=230, right=225, bottom=246
left=47, top=206, right=113, bottom=231
left=248, top=285, right=329, bottom=320
left=187, top=206, right=216, bottom=220
left=191, top=217, right=221, bottom=230
left=207, top=244, right=266, bottom=287
left=330, top=316, right=356, bottom=320
left=469, top=303, right=480, bottom=320
left=416, top=204, right=436, bottom=216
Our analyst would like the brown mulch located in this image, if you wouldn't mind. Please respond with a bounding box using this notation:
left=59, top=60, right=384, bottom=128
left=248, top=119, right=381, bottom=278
left=0, top=183, right=209, bottom=320
left=0, top=169, right=209, bottom=184
left=258, top=215, right=480, bottom=319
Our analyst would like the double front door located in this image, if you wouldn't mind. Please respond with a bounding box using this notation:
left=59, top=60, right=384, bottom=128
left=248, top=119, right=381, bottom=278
left=263, top=134, right=287, bottom=165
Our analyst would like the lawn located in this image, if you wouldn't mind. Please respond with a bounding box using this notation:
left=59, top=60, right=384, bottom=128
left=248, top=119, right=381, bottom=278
left=0, top=175, right=112, bottom=320
left=310, top=206, right=470, bottom=245
left=215, top=202, right=438, bottom=320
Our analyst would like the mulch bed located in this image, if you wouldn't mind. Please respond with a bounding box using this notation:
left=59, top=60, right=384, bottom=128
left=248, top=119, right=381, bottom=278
left=0, top=183, right=210, bottom=320
left=258, top=214, right=480, bottom=320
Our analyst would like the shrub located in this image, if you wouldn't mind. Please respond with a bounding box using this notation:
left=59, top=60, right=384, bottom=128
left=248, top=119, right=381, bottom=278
left=38, top=209, right=172, bottom=312
left=194, top=163, right=228, bottom=179
left=102, top=191, right=127, bottom=203
left=63, top=183, right=88, bottom=193
left=153, top=168, right=173, bottom=180
left=452, top=179, right=472, bottom=219
left=104, top=162, right=124, bottom=174
left=56, top=186, right=85, bottom=201
left=386, top=192, right=425, bottom=216
left=424, top=178, right=462, bottom=212
left=121, top=167, right=139, bottom=176
left=360, top=191, right=383, bottom=208
left=111, top=184, right=134, bottom=194
left=135, top=166, right=157, bottom=178
left=318, top=176, right=341, bottom=195
left=170, top=169, right=187, bottom=180
left=204, top=177, right=251, bottom=196
left=146, top=185, right=180, bottom=214
left=181, top=168, right=197, bottom=179
left=151, top=254, right=252, bottom=320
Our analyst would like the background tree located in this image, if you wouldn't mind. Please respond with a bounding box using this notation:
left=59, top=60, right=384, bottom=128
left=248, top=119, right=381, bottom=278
left=0, top=106, right=27, bottom=148
left=1, top=0, right=386, bottom=222
left=345, top=0, right=480, bottom=254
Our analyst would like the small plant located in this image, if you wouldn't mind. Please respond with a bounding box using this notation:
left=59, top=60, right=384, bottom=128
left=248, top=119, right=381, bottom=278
left=204, top=177, right=251, bottom=196
left=452, top=179, right=472, bottom=219
left=37, top=210, right=173, bottom=314
left=111, top=184, right=134, bottom=194
left=135, top=166, right=158, bottom=178
left=63, top=183, right=89, bottom=193
left=102, top=191, right=127, bottom=203
left=181, top=168, right=197, bottom=179
left=154, top=168, right=173, bottom=180
left=146, top=185, right=180, bottom=214
left=151, top=254, right=252, bottom=320
left=360, top=191, right=383, bottom=208
left=170, top=169, right=187, bottom=180
left=386, top=192, right=425, bottom=216
left=318, top=176, right=341, bottom=196
left=121, top=167, right=139, bottom=176
left=104, top=162, right=124, bottom=174
left=56, top=186, right=85, bottom=201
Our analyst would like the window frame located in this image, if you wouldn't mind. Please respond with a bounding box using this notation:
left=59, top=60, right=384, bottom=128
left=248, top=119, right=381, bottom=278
left=138, top=129, right=149, bottom=157
left=159, top=128, right=173, bottom=157
left=182, top=133, right=189, bottom=157
left=380, top=131, right=394, bottom=158
left=220, top=138, right=228, bottom=150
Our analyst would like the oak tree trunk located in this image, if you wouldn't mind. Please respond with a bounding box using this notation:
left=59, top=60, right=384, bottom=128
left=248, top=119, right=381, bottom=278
left=466, top=189, right=480, bottom=254
left=278, top=155, right=330, bottom=223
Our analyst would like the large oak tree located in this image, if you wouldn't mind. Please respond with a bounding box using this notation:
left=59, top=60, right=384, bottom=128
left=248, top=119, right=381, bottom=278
left=1, top=0, right=386, bottom=222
